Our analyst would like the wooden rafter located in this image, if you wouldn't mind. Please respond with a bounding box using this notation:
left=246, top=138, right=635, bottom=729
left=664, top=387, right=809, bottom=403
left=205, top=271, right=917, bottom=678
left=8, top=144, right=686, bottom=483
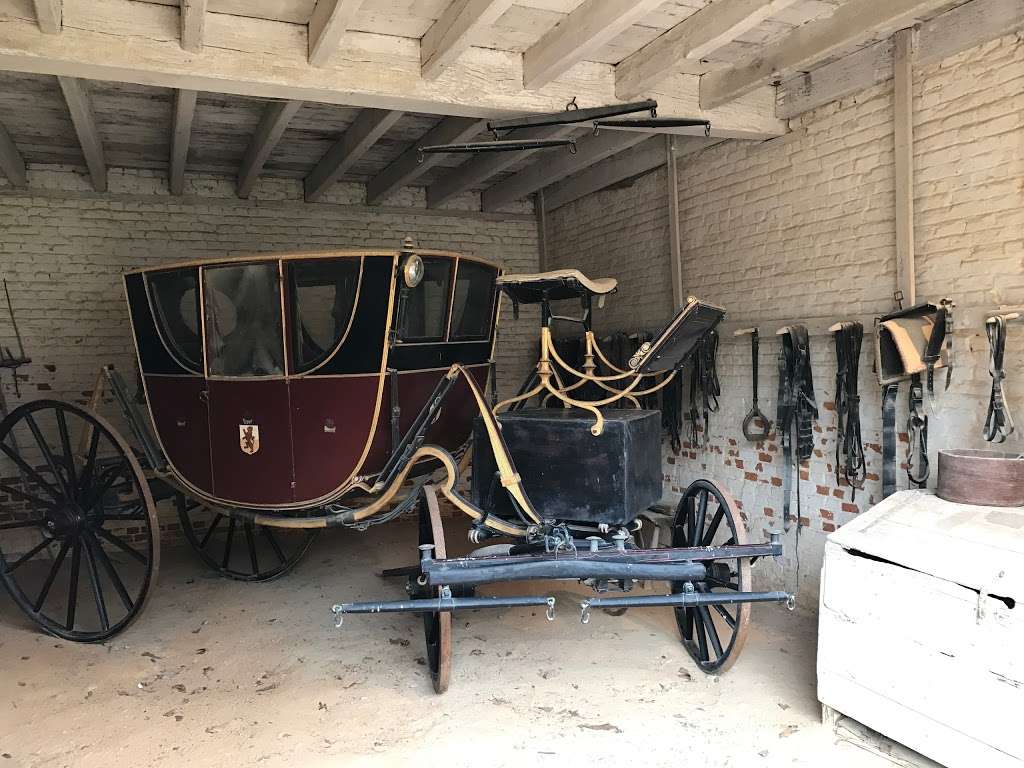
left=426, top=125, right=577, bottom=209
left=308, top=0, right=365, bottom=67
left=169, top=89, right=197, bottom=196
left=32, top=0, right=61, bottom=33
left=421, top=0, right=515, bottom=80
left=777, top=0, right=1024, bottom=118
left=56, top=76, right=106, bottom=192
left=238, top=100, right=303, bottom=198
left=0, top=0, right=785, bottom=139
left=305, top=108, right=403, bottom=202
left=523, top=0, right=664, bottom=90
left=180, top=0, right=206, bottom=53
left=699, top=0, right=957, bottom=109
left=481, top=130, right=647, bottom=212
left=0, top=121, right=28, bottom=188
left=616, top=0, right=802, bottom=99
left=366, top=117, right=485, bottom=205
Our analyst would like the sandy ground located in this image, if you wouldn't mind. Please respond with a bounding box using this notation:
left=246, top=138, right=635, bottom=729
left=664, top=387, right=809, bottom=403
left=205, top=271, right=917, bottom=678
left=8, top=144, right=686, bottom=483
left=1, top=518, right=934, bottom=768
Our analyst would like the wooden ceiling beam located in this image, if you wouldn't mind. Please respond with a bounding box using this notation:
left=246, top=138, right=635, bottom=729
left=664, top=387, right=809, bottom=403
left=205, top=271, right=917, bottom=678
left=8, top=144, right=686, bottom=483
left=366, top=116, right=485, bottom=205
left=56, top=76, right=106, bottom=192
left=426, top=124, right=577, bottom=209
left=421, top=0, right=515, bottom=80
left=523, top=0, right=664, bottom=90
left=0, top=0, right=785, bottom=138
left=0, top=121, right=28, bottom=188
left=481, top=129, right=647, bottom=211
left=304, top=108, right=404, bottom=202
left=237, top=100, right=303, bottom=198
left=32, top=0, right=62, bottom=33
left=700, top=0, right=957, bottom=109
left=308, top=0, right=365, bottom=67
left=616, top=0, right=801, bottom=99
left=180, top=0, right=206, bottom=52
left=777, top=0, right=1024, bottom=118
left=169, top=89, right=197, bottom=196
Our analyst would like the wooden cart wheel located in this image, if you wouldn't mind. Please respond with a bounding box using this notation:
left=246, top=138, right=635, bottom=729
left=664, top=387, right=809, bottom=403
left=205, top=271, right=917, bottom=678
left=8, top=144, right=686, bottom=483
left=670, top=479, right=751, bottom=674
left=0, top=400, right=159, bottom=642
left=417, top=484, right=451, bottom=694
left=176, top=496, right=315, bottom=582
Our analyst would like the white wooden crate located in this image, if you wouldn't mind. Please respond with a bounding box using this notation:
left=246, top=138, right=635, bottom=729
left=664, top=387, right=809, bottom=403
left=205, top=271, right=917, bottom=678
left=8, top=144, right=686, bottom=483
left=818, top=490, right=1024, bottom=768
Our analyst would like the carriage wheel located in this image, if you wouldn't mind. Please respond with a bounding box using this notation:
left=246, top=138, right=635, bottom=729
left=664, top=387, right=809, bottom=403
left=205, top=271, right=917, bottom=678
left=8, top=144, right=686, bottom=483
left=670, top=479, right=751, bottom=674
left=416, top=484, right=451, bottom=694
left=0, top=400, right=158, bottom=642
left=177, top=497, right=316, bottom=582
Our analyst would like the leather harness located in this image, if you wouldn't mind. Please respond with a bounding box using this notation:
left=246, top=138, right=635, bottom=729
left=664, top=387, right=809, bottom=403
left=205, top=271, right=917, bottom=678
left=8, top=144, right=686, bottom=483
left=776, top=325, right=817, bottom=532
left=984, top=315, right=1015, bottom=443
left=687, top=329, right=720, bottom=448
left=833, top=322, right=866, bottom=498
left=741, top=329, right=772, bottom=441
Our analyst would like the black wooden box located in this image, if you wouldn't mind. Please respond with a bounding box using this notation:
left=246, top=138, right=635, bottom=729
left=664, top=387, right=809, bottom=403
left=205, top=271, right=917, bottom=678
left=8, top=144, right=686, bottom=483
left=471, top=408, right=662, bottom=525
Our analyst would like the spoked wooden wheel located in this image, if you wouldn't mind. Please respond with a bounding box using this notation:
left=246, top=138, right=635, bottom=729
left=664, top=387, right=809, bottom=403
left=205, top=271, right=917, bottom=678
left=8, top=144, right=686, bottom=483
left=415, top=484, right=451, bottom=694
left=0, top=400, right=158, bottom=642
left=177, top=497, right=316, bottom=582
left=670, top=479, right=751, bottom=674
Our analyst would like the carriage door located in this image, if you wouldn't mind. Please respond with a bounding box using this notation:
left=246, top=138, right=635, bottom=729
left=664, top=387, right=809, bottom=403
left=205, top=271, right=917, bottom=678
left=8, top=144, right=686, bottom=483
left=202, top=261, right=295, bottom=506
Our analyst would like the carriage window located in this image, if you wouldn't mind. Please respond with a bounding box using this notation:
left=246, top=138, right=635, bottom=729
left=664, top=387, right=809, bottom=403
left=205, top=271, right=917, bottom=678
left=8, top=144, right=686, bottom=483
left=398, top=258, right=451, bottom=342
left=449, top=261, right=496, bottom=340
left=204, top=263, right=284, bottom=376
left=288, top=258, right=360, bottom=373
left=148, top=268, right=202, bottom=371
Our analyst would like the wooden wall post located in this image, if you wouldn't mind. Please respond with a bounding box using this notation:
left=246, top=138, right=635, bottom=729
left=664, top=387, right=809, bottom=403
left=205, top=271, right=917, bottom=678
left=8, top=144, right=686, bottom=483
left=893, top=28, right=916, bottom=306
left=666, top=135, right=684, bottom=309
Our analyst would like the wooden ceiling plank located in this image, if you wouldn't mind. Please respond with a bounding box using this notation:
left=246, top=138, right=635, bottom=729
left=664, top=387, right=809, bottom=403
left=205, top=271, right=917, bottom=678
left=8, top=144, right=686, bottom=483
left=308, top=0, right=365, bottom=67
left=616, top=0, right=802, bottom=99
left=304, top=108, right=403, bottom=202
left=365, top=115, right=485, bottom=204
left=56, top=76, right=106, bottom=191
left=180, top=0, right=207, bottom=52
left=0, top=0, right=786, bottom=138
left=32, top=0, right=62, bottom=33
left=522, top=0, right=665, bottom=90
left=481, top=129, right=647, bottom=211
left=426, top=124, right=576, bottom=208
left=700, top=0, right=958, bottom=109
left=421, top=0, right=515, bottom=79
left=0, top=120, right=28, bottom=187
left=777, top=0, right=1024, bottom=118
left=169, top=88, right=197, bottom=195
left=237, top=99, right=303, bottom=197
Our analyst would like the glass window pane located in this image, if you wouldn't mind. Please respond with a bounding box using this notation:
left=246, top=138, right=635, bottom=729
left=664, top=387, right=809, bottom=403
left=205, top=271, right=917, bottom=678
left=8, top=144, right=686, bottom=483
left=450, top=261, right=496, bottom=340
left=148, top=268, right=202, bottom=371
left=204, top=263, right=284, bottom=376
left=288, top=258, right=361, bottom=373
left=398, top=258, right=451, bottom=342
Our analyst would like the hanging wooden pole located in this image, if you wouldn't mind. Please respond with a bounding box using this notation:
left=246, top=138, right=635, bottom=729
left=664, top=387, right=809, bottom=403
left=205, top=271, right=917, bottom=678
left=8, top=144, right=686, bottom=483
left=893, top=28, right=916, bottom=306
left=666, top=134, right=684, bottom=309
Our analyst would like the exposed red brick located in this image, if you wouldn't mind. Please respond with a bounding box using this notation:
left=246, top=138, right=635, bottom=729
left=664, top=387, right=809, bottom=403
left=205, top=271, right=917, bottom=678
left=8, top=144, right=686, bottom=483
left=841, top=502, right=859, bottom=514
left=763, top=506, right=774, bottom=517
left=744, top=471, right=758, bottom=482
left=815, top=484, right=828, bottom=495
left=758, top=452, right=772, bottom=463
left=770, top=477, right=782, bottom=487
left=735, top=459, right=744, bottom=469
left=820, top=509, right=834, bottom=520
left=832, top=488, right=844, bottom=499
left=823, top=522, right=836, bottom=532
left=799, top=470, right=809, bottom=481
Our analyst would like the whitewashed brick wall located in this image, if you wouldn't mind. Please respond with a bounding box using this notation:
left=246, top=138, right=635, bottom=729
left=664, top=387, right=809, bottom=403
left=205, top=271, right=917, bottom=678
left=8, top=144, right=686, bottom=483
left=545, top=32, right=1024, bottom=605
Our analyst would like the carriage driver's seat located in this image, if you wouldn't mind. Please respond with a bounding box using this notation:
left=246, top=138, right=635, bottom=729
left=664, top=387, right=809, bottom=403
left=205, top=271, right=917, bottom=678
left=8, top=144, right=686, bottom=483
left=496, top=269, right=618, bottom=305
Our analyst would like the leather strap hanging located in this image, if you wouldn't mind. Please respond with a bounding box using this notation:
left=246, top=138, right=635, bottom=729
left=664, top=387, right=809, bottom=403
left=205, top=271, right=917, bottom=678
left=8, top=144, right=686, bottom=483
left=687, top=329, right=720, bottom=448
left=739, top=329, right=772, bottom=441
left=833, top=322, right=865, bottom=498
left=984, top=315, right=1015, bottom=443
left=776, top=325, right=817, bottom=532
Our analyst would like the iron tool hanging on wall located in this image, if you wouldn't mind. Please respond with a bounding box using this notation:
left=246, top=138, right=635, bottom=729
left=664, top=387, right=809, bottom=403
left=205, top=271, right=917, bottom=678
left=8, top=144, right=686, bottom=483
left=984, top=313, right=1017, bottom=443
left=831, top=321, right=866, bottom=498
left=875, top=298, right=954, bottom=498
left=734, top=327, right=772, bottom=441
left=776, top=325, right=817, bottom=532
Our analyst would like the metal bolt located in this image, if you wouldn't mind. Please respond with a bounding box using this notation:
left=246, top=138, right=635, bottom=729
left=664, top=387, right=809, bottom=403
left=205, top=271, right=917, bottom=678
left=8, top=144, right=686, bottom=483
left=586, top=536, right=602, bottom=553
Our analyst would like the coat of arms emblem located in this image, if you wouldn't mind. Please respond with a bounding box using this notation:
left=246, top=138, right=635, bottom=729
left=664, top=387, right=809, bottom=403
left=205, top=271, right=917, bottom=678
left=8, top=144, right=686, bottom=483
left=239, top=424, right=260, bottom=455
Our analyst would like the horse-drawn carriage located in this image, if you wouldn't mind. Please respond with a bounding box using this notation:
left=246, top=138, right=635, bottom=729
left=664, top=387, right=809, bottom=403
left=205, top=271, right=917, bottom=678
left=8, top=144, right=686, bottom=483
left=0, top=241, right=792, bottom=691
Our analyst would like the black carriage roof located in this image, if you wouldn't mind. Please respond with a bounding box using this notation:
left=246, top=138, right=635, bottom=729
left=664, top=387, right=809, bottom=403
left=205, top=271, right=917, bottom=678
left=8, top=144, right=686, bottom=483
left=124, top=248, right=501, bottom=275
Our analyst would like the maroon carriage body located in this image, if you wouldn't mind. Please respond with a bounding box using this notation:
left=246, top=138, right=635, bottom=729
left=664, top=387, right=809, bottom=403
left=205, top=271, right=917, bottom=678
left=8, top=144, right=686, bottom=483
left=123, top=249, right=499, bottom=509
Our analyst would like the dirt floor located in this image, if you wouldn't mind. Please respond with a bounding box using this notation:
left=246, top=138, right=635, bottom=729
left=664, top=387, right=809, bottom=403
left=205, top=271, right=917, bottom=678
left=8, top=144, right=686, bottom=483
left=1, top=518, right=935, bottom=768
